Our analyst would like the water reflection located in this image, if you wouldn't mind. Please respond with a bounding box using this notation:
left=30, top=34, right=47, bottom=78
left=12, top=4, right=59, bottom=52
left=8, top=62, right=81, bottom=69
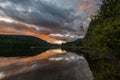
left=0, top=49, right=93, bottom=80
left=49, top=53, right=85, bottom=61
left=0, top=48, right=50, bottom=57
left=36, top=49, right=67, bottom=59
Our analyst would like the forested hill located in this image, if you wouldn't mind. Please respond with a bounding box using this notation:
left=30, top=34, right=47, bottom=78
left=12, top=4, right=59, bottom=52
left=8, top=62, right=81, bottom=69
left=62, top=0, right=120, bottom=80
left=83, top=0, right=120, bottom=79
left=0, top=35, right=59, bottom=56
left=0, top=35, right=52, bottom=48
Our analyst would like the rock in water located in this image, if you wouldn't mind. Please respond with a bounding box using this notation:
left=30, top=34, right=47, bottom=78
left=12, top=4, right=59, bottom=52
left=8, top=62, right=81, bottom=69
left=0, top=50, right=93, bottom=80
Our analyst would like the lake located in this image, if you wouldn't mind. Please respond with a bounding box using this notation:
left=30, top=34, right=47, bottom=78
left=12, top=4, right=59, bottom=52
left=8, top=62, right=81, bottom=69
left=0, top=49, right=93, bottom=80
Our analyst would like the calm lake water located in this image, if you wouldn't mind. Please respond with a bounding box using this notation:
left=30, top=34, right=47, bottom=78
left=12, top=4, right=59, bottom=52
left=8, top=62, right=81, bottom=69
left=0, top=49, right=93, bottom=80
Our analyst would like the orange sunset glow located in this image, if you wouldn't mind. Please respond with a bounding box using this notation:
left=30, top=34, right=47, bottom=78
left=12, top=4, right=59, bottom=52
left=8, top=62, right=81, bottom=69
left=0, top=22, right=66, bottom=44
left=0, top=0, right=100, bottom=44
left=0, top=49, right=66, bottom=67
left=78, top=1, right=95, bottom=10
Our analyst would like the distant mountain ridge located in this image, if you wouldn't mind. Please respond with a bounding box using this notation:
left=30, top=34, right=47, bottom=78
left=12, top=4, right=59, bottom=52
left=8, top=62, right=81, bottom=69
left=0, top=34, right=53, bottom=48
left=0, top=34, right=47, bottom=42
left=0, top=34, right=56, bottom=56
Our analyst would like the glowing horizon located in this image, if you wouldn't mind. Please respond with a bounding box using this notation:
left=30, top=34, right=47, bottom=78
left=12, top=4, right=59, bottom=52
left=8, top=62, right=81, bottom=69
left=0, top=0, right=101, bottom=44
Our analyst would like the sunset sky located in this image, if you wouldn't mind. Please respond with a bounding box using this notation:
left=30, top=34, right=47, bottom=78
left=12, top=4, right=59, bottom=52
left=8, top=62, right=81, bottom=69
left=0, top=0, right=101, bottom=44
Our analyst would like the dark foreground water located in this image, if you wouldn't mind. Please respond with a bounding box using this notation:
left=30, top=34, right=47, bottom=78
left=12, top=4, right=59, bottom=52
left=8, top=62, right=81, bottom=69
left=0, top=49, right=93, bottom=80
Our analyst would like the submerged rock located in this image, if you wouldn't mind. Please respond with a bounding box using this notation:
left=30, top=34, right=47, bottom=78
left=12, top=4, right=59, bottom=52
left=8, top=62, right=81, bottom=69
left=0, top=49, right=93, bottom=80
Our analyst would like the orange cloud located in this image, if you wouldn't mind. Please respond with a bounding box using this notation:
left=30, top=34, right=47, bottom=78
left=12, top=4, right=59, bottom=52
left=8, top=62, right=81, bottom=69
left=0, top=22, right=66, bottom=44
left=36, top=34, right=66, bottom=44
left=78, top=1, right=95, bottom=10
left=0, top=22, right=20, bottom=34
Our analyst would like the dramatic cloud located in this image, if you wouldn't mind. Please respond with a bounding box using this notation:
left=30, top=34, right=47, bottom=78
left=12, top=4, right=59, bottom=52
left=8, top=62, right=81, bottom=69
left=0, top=0, right=101, bottom=43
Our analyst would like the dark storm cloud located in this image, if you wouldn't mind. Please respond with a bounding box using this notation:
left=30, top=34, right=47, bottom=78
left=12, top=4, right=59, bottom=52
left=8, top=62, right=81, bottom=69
left=0, top=0, right=73, bottom=29
left=0, top=0, right=101, bottom=42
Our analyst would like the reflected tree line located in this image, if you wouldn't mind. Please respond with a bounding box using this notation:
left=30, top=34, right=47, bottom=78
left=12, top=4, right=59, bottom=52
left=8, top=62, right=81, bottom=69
left=0, top=35, right=58, bottom=57
left=0, top=0, right=120, bottom=80
left=62, top=0, right=120, bottom=80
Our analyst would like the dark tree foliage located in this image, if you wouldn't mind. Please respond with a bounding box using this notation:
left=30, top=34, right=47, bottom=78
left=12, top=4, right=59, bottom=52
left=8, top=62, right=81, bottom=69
left=83, top=0, right=120, bottom=80
left=0, top=35, right=55, bottom=56
left=63, top=0, right=120, bottom=80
